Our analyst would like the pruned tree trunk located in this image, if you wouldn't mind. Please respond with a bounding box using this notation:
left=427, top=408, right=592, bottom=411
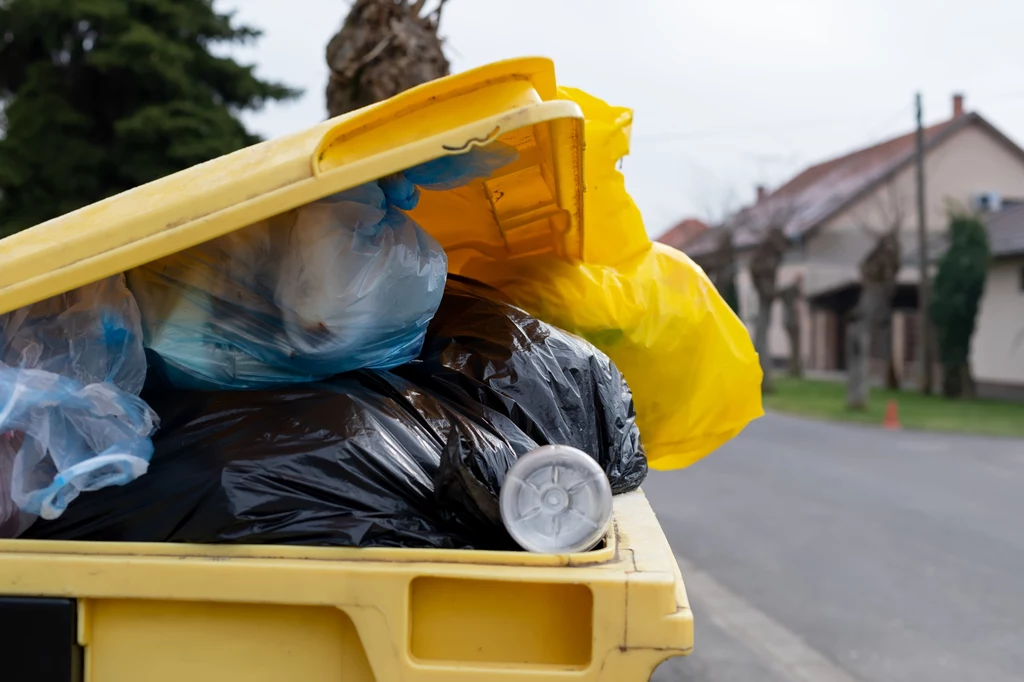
left=845, top=309, right=871, bottom=409
left=846, top=232, right=900, bottom=409
left=845, top=281, right=891, bottom=409
left=779, top=278, right=803, bottom=377
left=787, top=317, right=802, bottom=378
left=326, top=0, right=450, bottom=118
left=883, top=318, right=901, bottom=390
left=720, top=276, right=739, bottom=315
left=696, top=229, right=739, bottom=314
left=749, top=226, right=788, bottom=393
left=754, top=293, right=775, bottom=392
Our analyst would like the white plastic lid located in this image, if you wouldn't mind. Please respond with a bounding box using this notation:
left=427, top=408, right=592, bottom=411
left=499, top=444, right=613, bottom=554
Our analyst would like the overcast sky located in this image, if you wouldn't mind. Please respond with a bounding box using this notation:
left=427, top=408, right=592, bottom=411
left=221, top=0, right=1024, bottom=236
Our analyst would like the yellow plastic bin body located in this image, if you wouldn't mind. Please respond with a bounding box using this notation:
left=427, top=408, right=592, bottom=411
left=0, top=58, right=693, bottom=681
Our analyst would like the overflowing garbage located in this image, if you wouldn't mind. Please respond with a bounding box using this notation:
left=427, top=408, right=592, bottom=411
left=27, top=284, right=647, bottom=549
left=0, top=84, right=763, bottom=552
left=0, top=143, right=657, bottom=553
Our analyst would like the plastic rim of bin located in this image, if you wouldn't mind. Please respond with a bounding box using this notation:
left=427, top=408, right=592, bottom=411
left=499, top=444, right=613, bottom=554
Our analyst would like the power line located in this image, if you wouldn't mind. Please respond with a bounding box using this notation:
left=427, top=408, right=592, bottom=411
left=976, top=88, right=1024, bottom=102
left=631, top=91, right=1024, bottom=145
left=861, top=103, right=915, bottom=144
left=648, top=90, right=1022, bottom=224
left=631, top=107, right=916, bottom=143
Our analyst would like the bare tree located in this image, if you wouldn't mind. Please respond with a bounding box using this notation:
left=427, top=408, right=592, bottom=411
left=845, top=182, right=906, bottom=409
left=700, top=187, right=741, bottom=229
left=845, top=234, right=901, bottom=408
left=693, top=190, right=742, bottom=313
left=696, top=228, right=739, bottom=314
left=882, top=317, right=900, bottom=389
left=326, top=0, right=451, bottom=118
left=698, top=190, right=797, bottom=390
left=749, top=201, right=794, bottom=391
left=779, top=275, right=803, bottom=377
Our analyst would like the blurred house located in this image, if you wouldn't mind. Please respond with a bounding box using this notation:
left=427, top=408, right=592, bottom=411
left=656, top=218, right=708, bottom=250
left=683, top=94, right=1024, bottom=396
left=959, top=203, right=1024, bottom=397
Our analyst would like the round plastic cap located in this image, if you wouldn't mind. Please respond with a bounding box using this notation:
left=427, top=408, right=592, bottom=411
left=499, top=445, right=613, bottom=554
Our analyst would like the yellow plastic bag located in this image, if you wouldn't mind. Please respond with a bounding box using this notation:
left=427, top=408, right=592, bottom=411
left=461, top=87, right=763, bottom=470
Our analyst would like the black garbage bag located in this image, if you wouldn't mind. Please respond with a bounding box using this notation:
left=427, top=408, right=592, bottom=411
left=25, top=372, right=530, bottom=550
left=398, top=276, right=648, bottom=494
left=27, top=280, right=647, bottom=551
left=431, top=420, right=518, bottom=545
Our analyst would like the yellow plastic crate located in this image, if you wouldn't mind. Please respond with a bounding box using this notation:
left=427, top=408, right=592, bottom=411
left=0, top=57, right=692, bottom=680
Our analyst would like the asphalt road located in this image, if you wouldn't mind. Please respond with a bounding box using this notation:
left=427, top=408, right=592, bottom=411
left=646, top=413, right=1024, bottom=682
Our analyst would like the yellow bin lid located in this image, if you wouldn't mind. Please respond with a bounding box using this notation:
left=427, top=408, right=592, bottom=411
left=0, top=57, right=584, bottom=315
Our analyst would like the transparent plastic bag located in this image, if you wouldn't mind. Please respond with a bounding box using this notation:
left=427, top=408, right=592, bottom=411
left=130, top=143, right=517, bottom=390
left=0, top=435, right=23, bottom=537
left=274, top=186, right=447, bottom=375
left=0, top=275, right=158, bottom=531
left=0, top=274, right=148, bottom=394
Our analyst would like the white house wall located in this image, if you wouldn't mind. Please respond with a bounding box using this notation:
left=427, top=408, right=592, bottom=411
left=971, top=256, right=1024, bottom=389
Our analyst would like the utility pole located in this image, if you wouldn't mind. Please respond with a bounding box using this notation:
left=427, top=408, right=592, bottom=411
left=915, top=93, right=933, bottom=394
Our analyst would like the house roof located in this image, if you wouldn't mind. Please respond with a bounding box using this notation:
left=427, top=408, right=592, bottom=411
left=901, top=200, right=1024, bottom=266
left=685, top=111, right=1024, bottom=258
left=656, top=218, right=708, bottom=250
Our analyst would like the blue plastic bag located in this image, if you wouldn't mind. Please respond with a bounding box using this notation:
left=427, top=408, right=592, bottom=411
left=129, top=143, right=517, bottom=390
left=0, top=275, right=158, bottom=533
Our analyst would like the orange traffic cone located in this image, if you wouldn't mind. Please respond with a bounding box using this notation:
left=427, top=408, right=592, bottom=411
left=883, top=400, right=901, bottom=430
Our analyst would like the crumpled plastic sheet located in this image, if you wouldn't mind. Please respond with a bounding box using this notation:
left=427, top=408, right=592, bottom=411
left=0, top=275, right=158, bottom=533
left=0, top=369, right=157, bottom=521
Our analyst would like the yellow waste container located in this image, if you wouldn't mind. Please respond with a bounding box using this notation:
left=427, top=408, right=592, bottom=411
left=0, top=57, right=693, bottom=681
